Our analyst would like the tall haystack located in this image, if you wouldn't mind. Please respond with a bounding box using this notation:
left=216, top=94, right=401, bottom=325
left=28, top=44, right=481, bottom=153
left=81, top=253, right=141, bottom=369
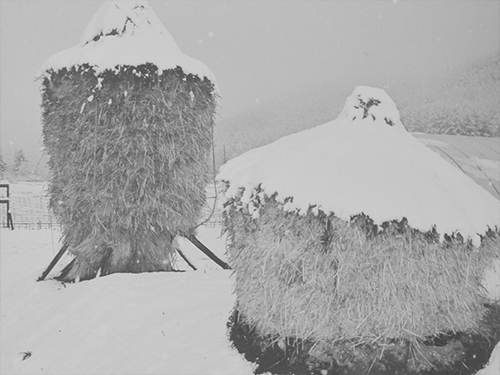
left=218, top=86, right=500, bottom=372
left=38, top=1, right=217, bottom=281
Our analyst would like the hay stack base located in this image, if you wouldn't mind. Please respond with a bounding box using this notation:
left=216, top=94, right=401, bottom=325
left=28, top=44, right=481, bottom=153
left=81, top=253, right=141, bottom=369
left=224, top=194, right=499, bottom=343
left=223, top=190, right=500, bottom=374
left=228, top=304, right=500, bottom=375
left=41, top=63, right=216, bottom=281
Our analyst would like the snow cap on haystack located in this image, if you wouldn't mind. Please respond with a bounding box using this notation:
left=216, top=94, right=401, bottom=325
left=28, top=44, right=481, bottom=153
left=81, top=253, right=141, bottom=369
left=38, top=0, right=215, bottom=84
left=337, top=86, right=404, bottom=128
left=218, top=86, right=500, bottom=246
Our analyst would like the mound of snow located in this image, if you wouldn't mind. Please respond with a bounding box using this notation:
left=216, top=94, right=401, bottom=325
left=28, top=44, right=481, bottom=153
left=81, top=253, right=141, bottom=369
left=217, top=86, right=500, bottom=247
left=0, top=229, right=253, bottom=375
left=38, top=0, right=215, bottom=83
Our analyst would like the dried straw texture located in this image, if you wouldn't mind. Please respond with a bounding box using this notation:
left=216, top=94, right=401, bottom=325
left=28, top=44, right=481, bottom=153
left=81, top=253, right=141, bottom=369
left=41, top=63, right=216, bottom=281
left=223, top=191, right=499, bottom=345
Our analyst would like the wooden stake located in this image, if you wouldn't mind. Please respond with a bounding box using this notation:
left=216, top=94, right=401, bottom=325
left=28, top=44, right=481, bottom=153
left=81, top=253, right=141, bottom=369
left=37, top=243, right=69, bottom=281
left=176, top=248, right=197, bottom=271
left=187, top=235, right=230, bottom=270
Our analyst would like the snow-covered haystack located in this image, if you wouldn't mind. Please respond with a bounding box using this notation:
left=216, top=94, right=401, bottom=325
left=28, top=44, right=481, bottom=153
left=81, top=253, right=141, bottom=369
left=39, top=0, right=217, bottom=281
left=219, top=86, right=500, bottom=370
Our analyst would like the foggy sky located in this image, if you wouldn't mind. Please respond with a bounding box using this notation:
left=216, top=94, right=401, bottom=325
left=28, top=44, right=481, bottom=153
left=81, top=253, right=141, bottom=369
left=0, top=0, right=498, bottom=165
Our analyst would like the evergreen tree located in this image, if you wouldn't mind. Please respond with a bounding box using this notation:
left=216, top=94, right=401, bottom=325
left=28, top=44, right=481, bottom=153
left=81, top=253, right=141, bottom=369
left=0, top=153, right=6, bottom=179
left=13, top=149, right=27, bottom=174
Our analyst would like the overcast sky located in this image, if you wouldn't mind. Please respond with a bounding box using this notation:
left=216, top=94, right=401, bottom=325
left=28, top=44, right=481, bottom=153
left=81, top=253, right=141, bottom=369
left=0, top=0, right=498, bottom=164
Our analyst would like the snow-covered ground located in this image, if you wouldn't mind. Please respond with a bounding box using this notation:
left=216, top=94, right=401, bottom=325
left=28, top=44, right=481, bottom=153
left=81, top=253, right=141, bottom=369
left=1, top=180, right=499, bottom=374
left=0, top=227, right=254, bottom=375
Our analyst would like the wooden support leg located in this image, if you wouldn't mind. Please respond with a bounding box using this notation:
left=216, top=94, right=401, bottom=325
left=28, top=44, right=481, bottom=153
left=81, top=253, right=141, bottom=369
left=37, top=244, right=69, bottom=281
left=187, top=234, right=230, bottom=270
left=176, top=248, right=197, bottom=271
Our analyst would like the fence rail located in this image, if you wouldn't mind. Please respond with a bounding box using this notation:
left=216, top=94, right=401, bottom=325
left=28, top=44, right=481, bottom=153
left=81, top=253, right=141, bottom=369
left=1, top=221, right=61, bottom=230
left=0, top=182, right=224, bottom=231
left=2, top=220, right=222, bottom=230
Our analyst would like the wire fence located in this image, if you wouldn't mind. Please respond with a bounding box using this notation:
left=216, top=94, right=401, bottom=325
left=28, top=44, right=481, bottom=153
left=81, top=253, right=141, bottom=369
left=0, top=183, right=223, bottom=230
left=1, top=220, right=61, bottom=230
left=1, top=214, right=222, bottom=230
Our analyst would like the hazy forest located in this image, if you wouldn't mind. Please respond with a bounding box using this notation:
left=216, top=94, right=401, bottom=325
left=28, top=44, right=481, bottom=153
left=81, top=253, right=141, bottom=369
left=215, top=51, right=500, bottom=167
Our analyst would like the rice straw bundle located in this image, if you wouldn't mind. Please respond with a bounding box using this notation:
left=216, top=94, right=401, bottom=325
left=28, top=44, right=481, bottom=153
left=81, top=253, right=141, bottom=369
left=41, top=63, right=216, bottom=281
left=224, top=190, right=499, bottom=346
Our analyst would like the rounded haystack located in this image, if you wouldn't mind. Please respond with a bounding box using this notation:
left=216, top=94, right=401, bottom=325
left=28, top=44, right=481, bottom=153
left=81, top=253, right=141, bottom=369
left=218, top=86, right=500, bottom=373
left=39, top=0, right=217, bottom=281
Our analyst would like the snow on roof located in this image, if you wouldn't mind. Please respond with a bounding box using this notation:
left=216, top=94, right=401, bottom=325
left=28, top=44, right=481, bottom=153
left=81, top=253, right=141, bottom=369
left=38, top=0, right=216, bottom=84
left=217, top=86, right=500, bottom=247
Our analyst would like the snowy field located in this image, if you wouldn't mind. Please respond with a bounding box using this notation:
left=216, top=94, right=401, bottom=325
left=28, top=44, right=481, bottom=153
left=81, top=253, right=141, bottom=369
left=0, top=226, right=255, bottom=375
left=1, top=187, right=499, bottom=374
left=0, top=181, right=253, bottom=374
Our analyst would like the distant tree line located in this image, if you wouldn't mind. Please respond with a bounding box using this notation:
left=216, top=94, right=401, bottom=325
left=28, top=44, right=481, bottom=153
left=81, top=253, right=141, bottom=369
left=400, top=52, right=500, bottom=137
left=0, top=148, right=30, bottom=179
left=401, top=104, right=499, bottom=137
left=13, top=149, right=28, bottom=174
left=215, top=52, right=499, bottom=166
left=0, top=153, right=6, bottom=179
